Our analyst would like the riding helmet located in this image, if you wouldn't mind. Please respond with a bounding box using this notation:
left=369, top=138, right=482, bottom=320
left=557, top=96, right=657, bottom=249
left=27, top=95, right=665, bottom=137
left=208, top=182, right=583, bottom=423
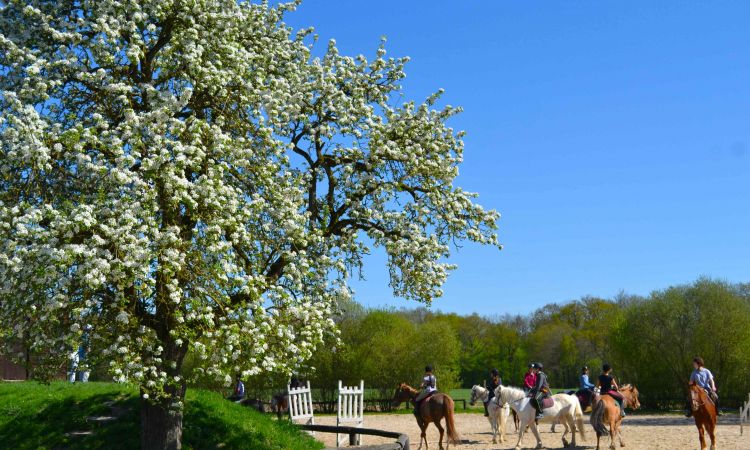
left=425, top=365, right=433, bottom=372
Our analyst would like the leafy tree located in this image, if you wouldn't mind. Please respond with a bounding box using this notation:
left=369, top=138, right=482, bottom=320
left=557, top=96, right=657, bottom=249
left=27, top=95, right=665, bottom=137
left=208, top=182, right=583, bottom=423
left=612, top=279, right=750, bottom=402
left=0, top=1, right=499, bottom=448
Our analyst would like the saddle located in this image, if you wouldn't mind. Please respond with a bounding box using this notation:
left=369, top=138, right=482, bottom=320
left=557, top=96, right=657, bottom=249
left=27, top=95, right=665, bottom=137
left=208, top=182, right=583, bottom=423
left=541, top=397, right=555, bottom=409
left=701, top=388, right=717, bottom=405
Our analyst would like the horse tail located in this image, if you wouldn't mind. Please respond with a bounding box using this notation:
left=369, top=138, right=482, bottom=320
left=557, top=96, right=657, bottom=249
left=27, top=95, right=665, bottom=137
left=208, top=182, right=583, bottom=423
left=444, top=396, right=460, bottom=444
left=575, top=397, right=587, bottom=440
left=590, top=400, right=609, bottom=437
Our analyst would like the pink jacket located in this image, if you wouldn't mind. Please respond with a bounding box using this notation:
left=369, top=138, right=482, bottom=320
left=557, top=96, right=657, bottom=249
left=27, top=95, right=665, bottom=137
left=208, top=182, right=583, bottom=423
left=524, top=372, right=537, bottom=390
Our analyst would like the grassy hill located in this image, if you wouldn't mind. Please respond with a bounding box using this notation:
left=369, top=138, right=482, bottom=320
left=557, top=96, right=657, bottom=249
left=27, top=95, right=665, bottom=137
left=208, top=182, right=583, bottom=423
left=0, top=382, right=323, bottom=450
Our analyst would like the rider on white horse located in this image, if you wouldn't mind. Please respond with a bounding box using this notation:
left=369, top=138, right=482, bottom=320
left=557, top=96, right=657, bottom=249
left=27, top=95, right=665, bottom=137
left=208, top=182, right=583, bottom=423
left=484, top=368, right=502, bottom=417
left=528, top=362, right=551, bottom=420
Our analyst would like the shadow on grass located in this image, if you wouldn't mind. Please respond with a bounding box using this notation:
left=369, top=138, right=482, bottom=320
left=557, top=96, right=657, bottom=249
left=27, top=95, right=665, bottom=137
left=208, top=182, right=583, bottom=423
left=182, top=395, right=322, bottom=450
left=0, top=391, right=139, bottom=450
left=0, top=384, right=321, bottom=450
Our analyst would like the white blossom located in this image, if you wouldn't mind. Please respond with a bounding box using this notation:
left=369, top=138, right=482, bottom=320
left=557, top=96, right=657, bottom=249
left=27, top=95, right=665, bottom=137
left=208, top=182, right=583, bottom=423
left=0, top=0, right=499, bottom=417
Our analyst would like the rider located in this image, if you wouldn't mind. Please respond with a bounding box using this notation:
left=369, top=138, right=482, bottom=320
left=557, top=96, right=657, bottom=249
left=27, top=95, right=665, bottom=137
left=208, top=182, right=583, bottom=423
left=484, top=368, right=502, bottom=417
left=528, top=362, right=550, bottom=420
left=580, top=366, right=595, bottom=391
left=597, top=363, right=625, bottom=417
left=523, top=363, right=537, bottom=394
left=687, top=356, right=720, bottom=417
left=414, top=365, right=437, bottom=413
left=578, top=365, right=595, bottom=407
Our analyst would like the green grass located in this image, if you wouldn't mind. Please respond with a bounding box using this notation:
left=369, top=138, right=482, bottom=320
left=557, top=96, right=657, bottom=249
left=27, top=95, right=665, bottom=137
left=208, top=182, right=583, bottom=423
left=0, top=381, right=322, bottom=450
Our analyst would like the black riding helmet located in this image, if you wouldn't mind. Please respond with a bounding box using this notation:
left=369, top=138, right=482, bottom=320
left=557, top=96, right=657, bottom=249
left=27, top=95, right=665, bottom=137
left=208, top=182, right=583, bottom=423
left=536, top=362, right=544, bottom=370
left=425, top=365, right=433, bottom=373
left=490, top=368, right=499, bottom=376
left=602, top=363, right=612, bottom=372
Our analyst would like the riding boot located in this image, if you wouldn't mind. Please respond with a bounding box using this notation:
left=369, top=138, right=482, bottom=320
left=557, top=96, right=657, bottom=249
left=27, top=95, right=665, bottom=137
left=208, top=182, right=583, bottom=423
left=714, top=394, right=723, bottom=416
left=484, top=402, right=489, bottom=417
left=685, top=399, right=693, bottom=418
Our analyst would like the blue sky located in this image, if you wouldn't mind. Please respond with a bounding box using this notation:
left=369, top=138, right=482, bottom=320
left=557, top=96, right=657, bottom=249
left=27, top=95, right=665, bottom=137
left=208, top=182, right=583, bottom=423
left=285, top=1, right=750, bottom=315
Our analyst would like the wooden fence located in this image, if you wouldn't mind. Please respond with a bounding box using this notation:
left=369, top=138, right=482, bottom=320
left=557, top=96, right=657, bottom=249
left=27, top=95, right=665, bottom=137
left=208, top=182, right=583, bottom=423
left=741, top=393, right=750, bottom=435
left=298, top=424, right=408, bottom=450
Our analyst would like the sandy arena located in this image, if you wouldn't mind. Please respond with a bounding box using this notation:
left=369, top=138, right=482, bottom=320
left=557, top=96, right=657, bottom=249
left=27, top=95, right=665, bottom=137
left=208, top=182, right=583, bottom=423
left=315, top=413, right=749, bottom=449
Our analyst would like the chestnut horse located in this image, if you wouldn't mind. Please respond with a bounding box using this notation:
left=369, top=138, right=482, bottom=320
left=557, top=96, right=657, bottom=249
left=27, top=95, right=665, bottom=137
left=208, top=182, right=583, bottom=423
left=590, top=384, right=641, bottom=450
left=392, top=383, right=459, bottom=450
left=689, top=383, right=717, bottom=450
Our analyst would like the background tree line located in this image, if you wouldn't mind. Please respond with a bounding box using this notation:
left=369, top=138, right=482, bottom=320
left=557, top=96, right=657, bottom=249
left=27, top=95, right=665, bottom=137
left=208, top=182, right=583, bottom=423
left=288, top=278, right=750, bottom=408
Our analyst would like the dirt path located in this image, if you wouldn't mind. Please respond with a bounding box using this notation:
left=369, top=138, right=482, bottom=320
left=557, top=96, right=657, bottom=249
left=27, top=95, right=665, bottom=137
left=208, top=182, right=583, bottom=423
left=315, top=413, right=749, bottom=449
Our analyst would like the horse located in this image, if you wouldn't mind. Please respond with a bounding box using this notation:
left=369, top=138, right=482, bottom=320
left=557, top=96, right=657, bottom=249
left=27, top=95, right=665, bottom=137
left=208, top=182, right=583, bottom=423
left=270, top=392, right=288, bottom=420
left=689, top=383, right=717, bottom=450
left=590, top=384, right=641, bottom=450
left=392, top=383, right=460, bottom=450
left=495, top=385, right=586, bottom=449
left=469, top=385, right=511, bottom=444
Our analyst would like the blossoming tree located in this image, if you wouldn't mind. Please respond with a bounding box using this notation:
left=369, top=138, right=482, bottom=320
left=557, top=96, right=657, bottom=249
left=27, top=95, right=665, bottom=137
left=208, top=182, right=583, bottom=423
left=0, top=1, right=500, bottom=448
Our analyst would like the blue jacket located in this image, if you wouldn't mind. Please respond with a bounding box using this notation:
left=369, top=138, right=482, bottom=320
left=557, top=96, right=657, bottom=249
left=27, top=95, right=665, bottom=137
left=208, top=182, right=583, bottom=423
left=580, top=374, right=595, bottom=390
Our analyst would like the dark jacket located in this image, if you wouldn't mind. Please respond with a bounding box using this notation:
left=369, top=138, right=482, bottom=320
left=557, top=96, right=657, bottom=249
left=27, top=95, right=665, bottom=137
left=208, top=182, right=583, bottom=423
left=530, top=371, right=550, bottom=397
left=486, top=376, right=501, bottom=400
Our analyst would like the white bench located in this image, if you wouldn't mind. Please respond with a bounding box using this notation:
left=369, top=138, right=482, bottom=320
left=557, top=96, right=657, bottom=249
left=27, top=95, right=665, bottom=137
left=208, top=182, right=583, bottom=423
left=288, top=380, right=314, bottom=434
left=337, top=380, right=365, bottom=446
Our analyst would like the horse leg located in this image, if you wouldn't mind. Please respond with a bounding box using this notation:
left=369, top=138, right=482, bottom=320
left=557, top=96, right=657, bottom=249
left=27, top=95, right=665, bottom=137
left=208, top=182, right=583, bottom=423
left=568, top=413, right=577, bottom=448
left=697, top=423, right=706, bottom=450
left=499, top=406, right=508, bottom=443
left=491, top=410, right=498, bottom=444
left=608, top=417, right=617, bottom=450
left=708, top=421, right=717, bottom=450
left=435, top=420, right=445, bottom=450
left=514, top=416, right=526, bottom=450
left=530, top=421, right=544, bottom=449
left=560, top=415, right=570, bottom=447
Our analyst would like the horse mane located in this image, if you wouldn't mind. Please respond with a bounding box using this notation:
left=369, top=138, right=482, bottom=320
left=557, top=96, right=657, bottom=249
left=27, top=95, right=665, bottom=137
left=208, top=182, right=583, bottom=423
left=496, top=385, right=526, bottom=405
left=399, top=383, right=419, bottom=395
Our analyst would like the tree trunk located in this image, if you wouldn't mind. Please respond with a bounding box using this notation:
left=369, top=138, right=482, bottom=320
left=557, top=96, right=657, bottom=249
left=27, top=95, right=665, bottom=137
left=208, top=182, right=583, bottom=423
left=141, top=385, right=186, bottom=450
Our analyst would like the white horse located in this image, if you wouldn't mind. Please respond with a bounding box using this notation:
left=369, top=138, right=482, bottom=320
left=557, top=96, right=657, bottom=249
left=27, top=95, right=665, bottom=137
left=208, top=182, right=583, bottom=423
left=495, top=385, right=586, bottom=449
left=469, top=385, right=511, bottom=444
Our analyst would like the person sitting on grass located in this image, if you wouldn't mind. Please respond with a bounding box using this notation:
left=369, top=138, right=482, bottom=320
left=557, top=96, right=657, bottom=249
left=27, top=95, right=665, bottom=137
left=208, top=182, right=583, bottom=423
left=227, top=374, right=246, bottom=402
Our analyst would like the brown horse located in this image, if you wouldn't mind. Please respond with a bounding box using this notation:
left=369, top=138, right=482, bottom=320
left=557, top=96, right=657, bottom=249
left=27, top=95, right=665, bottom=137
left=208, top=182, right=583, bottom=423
left=270, top=392, right=288, bottom=420
left=689, top=383, right=717, bottom=450
left=392, top=383, right=459, bottom=450
left=590, top=384, right=640, bottom=450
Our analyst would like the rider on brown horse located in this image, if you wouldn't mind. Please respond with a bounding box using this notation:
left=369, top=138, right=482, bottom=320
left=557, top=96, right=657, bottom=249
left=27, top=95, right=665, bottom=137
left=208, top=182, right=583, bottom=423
left=686, top=356, right=720, bottom=417
left=414, top=365, right=438, bottom=414
left=597, top=364, right=625, bottom=417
